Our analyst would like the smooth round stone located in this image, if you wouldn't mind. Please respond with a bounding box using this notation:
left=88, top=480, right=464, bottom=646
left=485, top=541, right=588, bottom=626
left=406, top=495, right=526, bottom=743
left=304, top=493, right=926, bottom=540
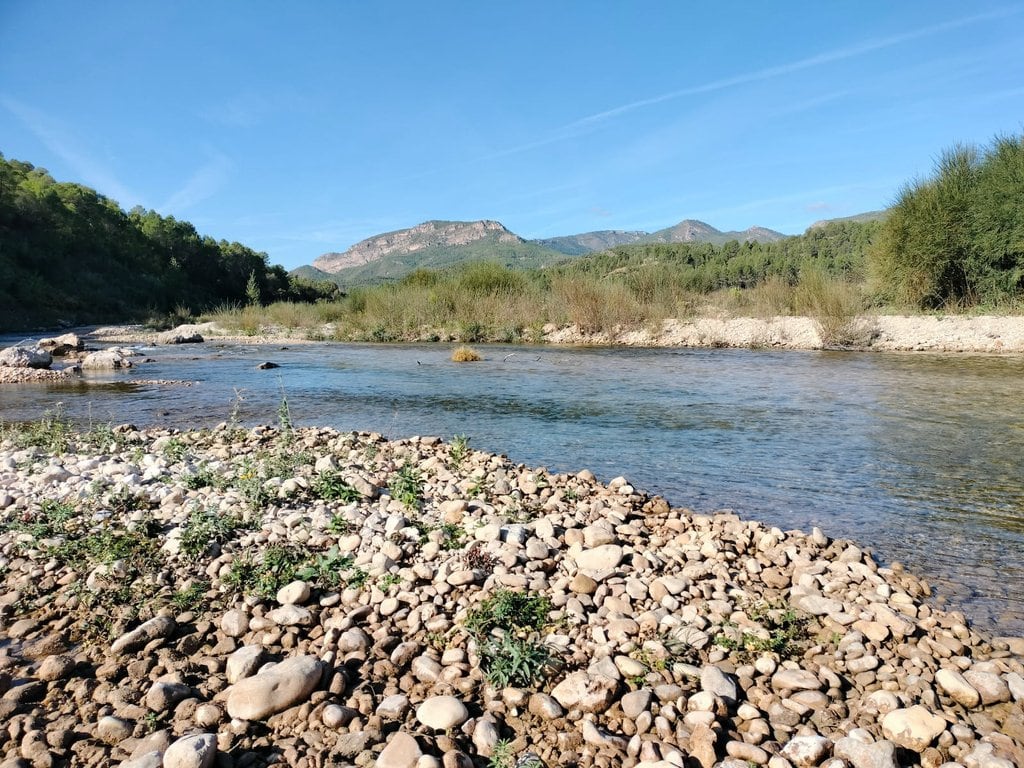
left=276, top=580, right=311, bottom=605
left=882, top=705, right=946, bottom=752
left=416, top=696, right=469, bottom=730
left=220, top=609, right=249, bottom=638
left=96, top=715, right=133, bottom=745
left=226, top=655, right=325, bottom=720
left=163, top=733, right=216, bottom=768
left=194, top=703, right=222, bottom=728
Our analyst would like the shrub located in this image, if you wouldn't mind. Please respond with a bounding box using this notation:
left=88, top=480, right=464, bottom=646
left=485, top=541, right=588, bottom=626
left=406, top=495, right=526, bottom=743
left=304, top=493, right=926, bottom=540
left=451, top=345, right=482, bottom=362
left=870, top=134, right=1024, bottom=309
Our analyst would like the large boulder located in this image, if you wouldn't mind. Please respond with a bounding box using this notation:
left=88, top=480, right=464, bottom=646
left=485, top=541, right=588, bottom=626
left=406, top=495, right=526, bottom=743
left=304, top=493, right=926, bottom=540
left=38, top=333, right=83, bottom=356
left=0, top=345, right=52, bottom=369
left=157, top=325, right=205, bottom=344
left=81, top=349, right=132, bottom=369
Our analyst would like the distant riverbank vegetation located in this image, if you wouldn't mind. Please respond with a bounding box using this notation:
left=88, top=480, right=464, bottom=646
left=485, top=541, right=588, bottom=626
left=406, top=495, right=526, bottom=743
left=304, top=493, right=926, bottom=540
left=0, top=153, right=339, bottom=331
left=4, top=133, right=1022, bottom=337
left=206, top=134, right=1023, bottom=343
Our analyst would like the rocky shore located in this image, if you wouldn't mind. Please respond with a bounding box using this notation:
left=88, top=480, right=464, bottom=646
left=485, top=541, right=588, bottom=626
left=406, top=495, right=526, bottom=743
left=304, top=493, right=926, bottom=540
left=0, top=425, right=1022, bottom=768
left=3, top=315, right=1024, bottom=386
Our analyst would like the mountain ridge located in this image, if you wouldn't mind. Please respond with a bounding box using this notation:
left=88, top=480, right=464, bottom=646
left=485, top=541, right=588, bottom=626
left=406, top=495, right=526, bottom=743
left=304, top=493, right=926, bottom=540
left=306, top=217, right=790, bottom=282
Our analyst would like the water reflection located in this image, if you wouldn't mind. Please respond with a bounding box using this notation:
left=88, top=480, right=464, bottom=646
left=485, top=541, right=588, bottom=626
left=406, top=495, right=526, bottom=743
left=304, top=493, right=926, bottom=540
left=1, top=342, right=1022, bottom=633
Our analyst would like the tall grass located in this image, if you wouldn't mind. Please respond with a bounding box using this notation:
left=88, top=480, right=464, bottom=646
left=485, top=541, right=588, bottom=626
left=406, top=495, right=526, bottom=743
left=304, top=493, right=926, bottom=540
left=205, top=260, right=868, bottom=343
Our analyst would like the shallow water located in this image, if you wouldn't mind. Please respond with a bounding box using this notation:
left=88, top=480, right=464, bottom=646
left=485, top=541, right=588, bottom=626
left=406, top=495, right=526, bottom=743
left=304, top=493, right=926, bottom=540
left=2, top=340, right=1022, bottom=635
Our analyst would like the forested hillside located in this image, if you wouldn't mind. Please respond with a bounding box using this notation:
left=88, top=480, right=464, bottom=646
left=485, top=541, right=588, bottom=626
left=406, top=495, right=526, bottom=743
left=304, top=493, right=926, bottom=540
left=554, top=217, right=880, bottom=292
left=0, top=154, right=335, bottom=331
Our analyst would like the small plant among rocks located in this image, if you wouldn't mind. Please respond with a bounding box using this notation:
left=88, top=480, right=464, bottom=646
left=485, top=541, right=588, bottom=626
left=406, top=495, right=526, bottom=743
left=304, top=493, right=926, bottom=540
left=390, top=462, right=423, bottom=509
left=183, top=465, right=223, bottom=490
left=464, top=589, right=556, bottom=688
left=178, top=507, right=246, bottom=561
left=312, top=470, right=361, bottom=502
left=487, top=740, right=516, bottom=768
left=224, top=544, right=309, bottom=597
left=0, top=406, right=75, bottom=453
left=714, top=601, right=810, bottom=661
left=449, top=434, right=471, bottom=467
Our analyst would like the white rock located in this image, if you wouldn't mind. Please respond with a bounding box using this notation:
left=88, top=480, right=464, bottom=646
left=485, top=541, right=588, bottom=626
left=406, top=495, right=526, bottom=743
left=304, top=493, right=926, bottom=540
left=376, top=731, right=422, bottom=768
left=700, top=665, right=737, bottom=703
left=936, top=667, right=981, bottom=708
left=220, top=609, right=249, bottom=637
left=573, top=544, right=624, bottom=572
left=226, top=645, right=265, bottom=684
left=162, top=734, right=216, bottom=768
left=881, top=705, right=946, bottom=752
left=111, top=615, right=176, bottom=654
left=551, top=670, right=619, bottom=713
left=225, top=655, right=324, bottom=720
left=780, top=735, right=831, bottom=767
left=276, top=580, right=312, bottom=605
left=416, top=696, right=469, bottom=730
left=266, top=604, right=313, bottom=626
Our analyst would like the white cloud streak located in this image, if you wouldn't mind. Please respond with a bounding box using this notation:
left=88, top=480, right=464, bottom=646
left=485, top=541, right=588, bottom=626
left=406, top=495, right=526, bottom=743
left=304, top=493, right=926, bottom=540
left=0, top=95, right=136, bottom=204
left=160, top=150, right=232, bottom=214
left=563, top=7, right=1021, bottom=131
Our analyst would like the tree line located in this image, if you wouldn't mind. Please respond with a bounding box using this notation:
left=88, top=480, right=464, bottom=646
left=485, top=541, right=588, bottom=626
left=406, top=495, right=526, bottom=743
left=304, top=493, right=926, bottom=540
left=0, top=153, right=337, bottom=330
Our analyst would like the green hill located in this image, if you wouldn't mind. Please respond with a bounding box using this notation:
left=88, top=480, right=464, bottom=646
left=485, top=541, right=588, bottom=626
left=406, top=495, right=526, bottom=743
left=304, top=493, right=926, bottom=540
left=0, top=153, right=323, bottom=331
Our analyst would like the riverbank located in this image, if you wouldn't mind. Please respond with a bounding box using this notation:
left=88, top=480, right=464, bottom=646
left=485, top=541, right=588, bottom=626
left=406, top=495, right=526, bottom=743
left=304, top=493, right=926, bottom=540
left=1, top=424, right=1022, bottom=767
left=3, top=314, right=1024, bottom=388
left=89, top=314, right=1024, bottom=353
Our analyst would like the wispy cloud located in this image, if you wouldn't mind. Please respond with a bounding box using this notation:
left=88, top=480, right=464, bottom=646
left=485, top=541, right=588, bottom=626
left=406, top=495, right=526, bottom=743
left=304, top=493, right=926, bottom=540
left=160, top=149, right=232, bottom=213
left=565, top=8, right=1020, bottom=131
left=0, top=95, right=136, bottom=204
left=203, top=91, right=272, bottom=128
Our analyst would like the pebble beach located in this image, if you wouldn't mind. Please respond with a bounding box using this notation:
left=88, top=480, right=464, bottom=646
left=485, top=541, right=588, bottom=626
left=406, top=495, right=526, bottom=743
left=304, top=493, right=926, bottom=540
left=0, top=424, right=1022, bottom=768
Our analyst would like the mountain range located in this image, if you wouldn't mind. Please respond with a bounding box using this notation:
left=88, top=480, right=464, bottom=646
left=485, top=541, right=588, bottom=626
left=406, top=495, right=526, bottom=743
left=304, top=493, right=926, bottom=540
left=301, top=218, right=789, bottom=285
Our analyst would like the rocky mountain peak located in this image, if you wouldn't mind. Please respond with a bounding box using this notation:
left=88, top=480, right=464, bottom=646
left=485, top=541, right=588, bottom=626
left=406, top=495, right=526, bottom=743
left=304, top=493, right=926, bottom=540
left=313, top=220, right=523, bottom=273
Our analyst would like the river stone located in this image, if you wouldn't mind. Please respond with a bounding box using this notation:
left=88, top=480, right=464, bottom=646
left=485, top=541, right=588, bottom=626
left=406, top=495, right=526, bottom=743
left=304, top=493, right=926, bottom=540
left=700, top=665, right=737, bottom=703
left=963, top=669, right=1011, bottom=704
left=97, top=715, right=133, bottom=745
left=146, top=681, right=192, bottom=712
left=377, top=731, right=422, bottom=768
left=416, top=696, right=469, bottom=730
left=119, top=752, right=164, bottom=768
left=793, top=591, right=844, bottom=616
left=621, top=689, right=653, bottom=719
left=275, top=580, right=311, bottom=605
left=881, top=706, right=946, bottom=752
left=0, top=345, right=51, bottom=368
left=780, top=735, right=832, bottom=767
left=82, top=349, right=131, bottom=369
left=225, top=655, right=324, bottom=720
left=1006, top=672, right=1024, bottom=702
left=936, top=667, right=981, bottom=708
left=220, top=609, right=249, bottom=637
left=111, top=616, right=176, bottom=654
left=37, top=654, right=76, bottom=681
left=572, top=544, right=623, bottom=572
left=163, top=734, right=216, bottom=768
left=157, top=327, right=204, bottom=344
left=377, top=694, right=411, bottom=720
left=833, top=736, right=898, bottom=768
left=771, top=668, right=823, bottom=692
left=551, top=670, right=619, bottom=713
left=226, top=645, right=265, bottom=683
left=266, top=604, right=313, bottom=626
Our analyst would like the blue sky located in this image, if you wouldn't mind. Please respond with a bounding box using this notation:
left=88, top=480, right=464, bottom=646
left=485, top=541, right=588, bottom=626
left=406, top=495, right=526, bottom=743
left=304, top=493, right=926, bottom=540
left=2, top=2, right=1023, bottom=270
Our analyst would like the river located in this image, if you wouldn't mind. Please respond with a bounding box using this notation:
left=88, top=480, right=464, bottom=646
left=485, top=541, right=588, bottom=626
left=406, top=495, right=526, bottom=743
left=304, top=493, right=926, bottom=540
left=1, top=339, right=1022, bottom=635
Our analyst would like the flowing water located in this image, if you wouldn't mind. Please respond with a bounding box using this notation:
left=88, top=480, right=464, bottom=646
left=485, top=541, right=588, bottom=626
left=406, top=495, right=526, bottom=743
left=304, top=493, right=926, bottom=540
left=2, top=339, right=1023, bottom=635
